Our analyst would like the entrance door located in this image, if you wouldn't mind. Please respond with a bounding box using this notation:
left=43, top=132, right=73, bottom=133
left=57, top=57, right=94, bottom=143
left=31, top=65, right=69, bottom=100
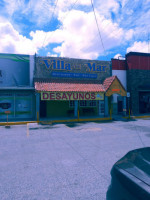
left=40, top=100, right=47, bottom=118
left=139, top=92, right=150, bottom=113
left=99, top=101, right=105, bottom=116
left=118, top=100, right=123, bottom=113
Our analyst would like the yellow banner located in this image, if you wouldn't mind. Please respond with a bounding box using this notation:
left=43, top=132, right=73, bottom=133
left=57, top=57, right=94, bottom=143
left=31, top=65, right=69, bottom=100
left=41, top=92, right=104, bottom=101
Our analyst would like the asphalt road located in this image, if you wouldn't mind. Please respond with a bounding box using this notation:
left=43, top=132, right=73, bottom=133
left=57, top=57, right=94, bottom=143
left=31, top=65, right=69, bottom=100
left=0, top=119, right=150, bottom=200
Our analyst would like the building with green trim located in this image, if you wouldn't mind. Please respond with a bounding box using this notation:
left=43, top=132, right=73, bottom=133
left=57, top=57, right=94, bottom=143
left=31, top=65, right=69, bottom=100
left=0, top=53, right=35, bottom=121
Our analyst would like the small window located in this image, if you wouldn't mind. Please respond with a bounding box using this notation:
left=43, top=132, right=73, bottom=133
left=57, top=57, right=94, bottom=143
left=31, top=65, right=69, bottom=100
left=79, top=100, right=87, bottom=107
left=100, top=103, right=104, bottom=113
left=69, top=100, right=75, bottom=107
left=89, top=100, right=97, bottom=107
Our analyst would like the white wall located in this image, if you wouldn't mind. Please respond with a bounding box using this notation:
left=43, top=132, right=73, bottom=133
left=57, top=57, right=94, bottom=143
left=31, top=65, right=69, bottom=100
left=112, top=70, right=127, bottom=89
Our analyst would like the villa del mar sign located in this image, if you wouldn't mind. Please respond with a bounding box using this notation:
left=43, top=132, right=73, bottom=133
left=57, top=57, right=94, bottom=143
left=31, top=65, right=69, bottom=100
left=41, top=59, right=107, bottom=72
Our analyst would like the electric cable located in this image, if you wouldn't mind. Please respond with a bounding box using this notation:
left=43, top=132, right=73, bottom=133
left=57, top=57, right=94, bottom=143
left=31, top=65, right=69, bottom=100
left=41, top=0, right=59, bottom=53
left=103, top=3, right=150, bottom=50
left=95, top=0, right=148, bottom=49
left=90, top=0, right=108, bottom=60
left=41, top=0, right=80, bottom=56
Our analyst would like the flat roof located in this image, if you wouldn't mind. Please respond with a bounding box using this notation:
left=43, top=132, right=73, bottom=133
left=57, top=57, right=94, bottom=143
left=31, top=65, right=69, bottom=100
left=126, top=52, right=150, bottom=57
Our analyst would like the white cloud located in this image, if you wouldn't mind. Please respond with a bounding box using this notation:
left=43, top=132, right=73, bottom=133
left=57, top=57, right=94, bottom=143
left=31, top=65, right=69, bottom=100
left=96, top=0, right=120, bottom=17
left=77, top=0, right=91, bottom=6
left=125, top=29, right=134, bottom=40
left=3, top=0, right=21, bottom=16
left=1, top=0, right=148, bottom=59
left=47, top=52, right=58, bottom=57
left=26, top=0, right=54, bottom=26
left=3, top=0, right=54, bottom=26
left=0, top=20, right=37, bottom=54
left=56, top=0, right=91, bottom=13
left=114, top=54, right=125, bottom=59
left=126, top=41, right=149, bottom=53
left=27, top=9, right=130, bottom=59
left=114, top=54, right=122, bottom=59
left=48, top=9, right=124, bottom=59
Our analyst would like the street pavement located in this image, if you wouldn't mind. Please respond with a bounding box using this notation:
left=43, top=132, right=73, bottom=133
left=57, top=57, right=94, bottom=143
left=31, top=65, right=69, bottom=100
left=0, top=119, right=150, bottom=200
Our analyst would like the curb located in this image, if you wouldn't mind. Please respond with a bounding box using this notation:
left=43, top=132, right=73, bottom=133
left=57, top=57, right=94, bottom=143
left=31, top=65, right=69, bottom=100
left=132, top=115, right=150, bottom=119
left=0, top=117, right=112, bottom=126
left=0, top=121, right=37, bottom=126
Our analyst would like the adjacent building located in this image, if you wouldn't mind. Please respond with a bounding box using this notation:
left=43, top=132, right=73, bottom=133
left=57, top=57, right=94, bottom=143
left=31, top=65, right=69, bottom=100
left=112, top=52, right=150, bottom=115
left=0, top=53, right=35, bottom=121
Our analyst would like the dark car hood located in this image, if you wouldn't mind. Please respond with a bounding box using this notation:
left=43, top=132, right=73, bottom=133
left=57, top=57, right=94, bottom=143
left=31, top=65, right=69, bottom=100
left=108, top=147, right=150, bottom=200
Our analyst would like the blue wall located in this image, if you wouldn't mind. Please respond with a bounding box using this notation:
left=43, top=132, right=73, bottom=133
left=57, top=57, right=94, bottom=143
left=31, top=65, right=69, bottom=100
left=0, top=53, right=30, bottom=87
left=0, top=53, right=36, bottom=121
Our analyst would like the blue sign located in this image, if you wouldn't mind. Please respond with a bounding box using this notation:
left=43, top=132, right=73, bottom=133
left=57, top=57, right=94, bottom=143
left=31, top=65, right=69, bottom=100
left=41, top=59, right=107, bottom=72
left=51, top=72, right=97, bottom=79
left=0, top=54, right=30, bottom=87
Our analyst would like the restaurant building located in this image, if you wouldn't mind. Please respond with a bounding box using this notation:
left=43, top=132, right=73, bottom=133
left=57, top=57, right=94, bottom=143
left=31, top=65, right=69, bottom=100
left=34, top=56, right=127, bottom=121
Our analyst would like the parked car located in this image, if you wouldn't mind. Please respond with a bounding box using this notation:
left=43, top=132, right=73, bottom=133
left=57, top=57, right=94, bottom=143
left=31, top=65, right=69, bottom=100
left=107, top=147, right=150, bottom=200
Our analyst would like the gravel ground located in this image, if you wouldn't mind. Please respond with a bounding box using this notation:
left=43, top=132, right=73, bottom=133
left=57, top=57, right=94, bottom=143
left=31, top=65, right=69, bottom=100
left=0, top=119, right=150, bottom=200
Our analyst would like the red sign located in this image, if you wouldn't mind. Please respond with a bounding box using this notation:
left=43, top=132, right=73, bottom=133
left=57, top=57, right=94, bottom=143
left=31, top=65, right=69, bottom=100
left=5, top=111, right=11, bottom=114
left=112, top=89, right=120, bottom=92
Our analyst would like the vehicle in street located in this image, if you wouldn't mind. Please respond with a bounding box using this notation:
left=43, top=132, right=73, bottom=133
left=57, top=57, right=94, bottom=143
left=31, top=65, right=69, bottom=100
left=107, top=147, right=150, bottom=200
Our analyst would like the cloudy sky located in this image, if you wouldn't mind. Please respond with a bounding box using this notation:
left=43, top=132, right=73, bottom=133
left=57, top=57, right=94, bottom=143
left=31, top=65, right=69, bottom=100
left=0, top=0, right=150, bottom=60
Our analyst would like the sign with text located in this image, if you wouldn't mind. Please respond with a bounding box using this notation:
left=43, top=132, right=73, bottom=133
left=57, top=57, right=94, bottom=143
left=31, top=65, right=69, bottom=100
left=41, top=59, right=107, bottom=72
left=0, top=54, right=30, bottom=86
left=41, top=92, right=104, bottom=101
left=51, top=72, right=97, bottom=79
left=36, top=57, right=111, bottom=81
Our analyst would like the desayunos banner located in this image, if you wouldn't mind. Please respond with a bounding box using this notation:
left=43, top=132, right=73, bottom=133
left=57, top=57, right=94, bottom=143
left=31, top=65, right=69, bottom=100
left=41, top=92, right=104, bottom=101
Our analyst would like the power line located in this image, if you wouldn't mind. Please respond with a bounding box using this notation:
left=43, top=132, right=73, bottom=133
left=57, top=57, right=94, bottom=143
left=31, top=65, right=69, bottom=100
left=100, top=0, right=141, bottom=44
left=100, top=1, right=150, bottom=53
left=90, top=0, right=108, bottom=60
left=41, top=0, right=80, bottom=56
left=41, top=0, right=59, bottom=53
left=60, top=0, right=79, bottom=22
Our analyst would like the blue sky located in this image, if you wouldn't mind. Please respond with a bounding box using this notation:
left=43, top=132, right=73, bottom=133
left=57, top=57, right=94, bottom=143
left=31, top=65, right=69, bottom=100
left=0, top=0, right=150, bottom=61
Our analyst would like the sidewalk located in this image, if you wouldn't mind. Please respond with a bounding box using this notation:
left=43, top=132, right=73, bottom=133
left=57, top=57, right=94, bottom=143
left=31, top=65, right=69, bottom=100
left=0, top=113, right=150, bottom=126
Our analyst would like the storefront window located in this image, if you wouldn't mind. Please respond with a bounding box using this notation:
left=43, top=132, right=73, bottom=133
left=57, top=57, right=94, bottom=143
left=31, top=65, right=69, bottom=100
left=100, top=103, right=104, bottom=113
left=89, top=100, right=97, bottom=107
left=69, top=101, right=75, bottom=107
left=80, top=101, right=87, bottom=107
left=80, top=100, right=97, bottom=107
left=0, top=103, right=11, bottom=109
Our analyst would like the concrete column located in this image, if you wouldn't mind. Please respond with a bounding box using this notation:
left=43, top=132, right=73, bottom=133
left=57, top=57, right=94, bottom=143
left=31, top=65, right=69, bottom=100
left=98, top=101, right=104, bottom=116
left=123, top=96, right=127, bottom=116
left=104, top=96, right=109, bottom=117
left=74, top=100, right=78, bottom=117
left=36, top=93, right=40, bottom=121
left=98, top=100, right=101, bottom=116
